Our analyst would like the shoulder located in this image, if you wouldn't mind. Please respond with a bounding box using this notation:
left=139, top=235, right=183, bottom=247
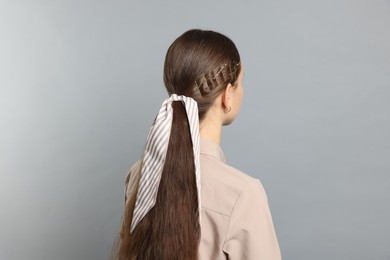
left=221, top=168, right=281, bottom=259
left=200, top=156, right=264, bottom=216
left=223, top=163, right=269, bottom=211
left=124, top=160, right=142, bottom=202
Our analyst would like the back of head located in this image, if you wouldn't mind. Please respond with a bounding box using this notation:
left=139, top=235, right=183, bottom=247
left=164, top=29, right=241, bottom=120
left=116, top=29, right=240, bottom=260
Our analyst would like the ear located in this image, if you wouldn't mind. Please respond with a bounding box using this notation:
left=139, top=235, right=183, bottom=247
left=221, top=83, right=233, bottom=110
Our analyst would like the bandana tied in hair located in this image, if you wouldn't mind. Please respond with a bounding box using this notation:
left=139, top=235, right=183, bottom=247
left=130, top=94, right=201, bottom=233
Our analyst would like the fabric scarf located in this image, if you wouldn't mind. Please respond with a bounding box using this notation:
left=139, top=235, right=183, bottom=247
left=130, top=94, right=201, bottom=233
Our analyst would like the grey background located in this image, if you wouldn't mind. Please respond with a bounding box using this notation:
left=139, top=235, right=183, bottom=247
left=1, top=0, right=389, bottom=259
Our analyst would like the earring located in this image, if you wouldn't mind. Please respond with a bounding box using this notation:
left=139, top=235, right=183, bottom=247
left=225, top=106, right=231, bottom=113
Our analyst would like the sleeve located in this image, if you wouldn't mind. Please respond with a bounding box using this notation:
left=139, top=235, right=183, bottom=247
left=124, top=160, right=142, bottom=204
left=222, top=179, right=282, bottom=260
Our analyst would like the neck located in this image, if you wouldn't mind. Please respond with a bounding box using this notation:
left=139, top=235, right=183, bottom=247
left=199, top=118, right=222, bottom=145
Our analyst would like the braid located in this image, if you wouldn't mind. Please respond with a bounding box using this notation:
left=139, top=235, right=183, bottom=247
left=194, top=61, right=240, bottom=97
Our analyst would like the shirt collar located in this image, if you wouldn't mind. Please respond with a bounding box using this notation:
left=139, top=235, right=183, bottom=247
left=200, top=137, right=226, bottom=163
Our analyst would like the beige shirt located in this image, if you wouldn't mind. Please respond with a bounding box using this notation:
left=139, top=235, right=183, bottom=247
left=125, top=137, right=281, bottom=260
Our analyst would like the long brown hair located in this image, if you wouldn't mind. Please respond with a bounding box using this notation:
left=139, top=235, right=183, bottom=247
left=114, top=29, right=241, bottom=260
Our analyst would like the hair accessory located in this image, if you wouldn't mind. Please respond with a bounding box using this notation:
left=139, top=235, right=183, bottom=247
left=130, top=94, right=201, bottom=233
left=215, top=63, right=228, bottom=77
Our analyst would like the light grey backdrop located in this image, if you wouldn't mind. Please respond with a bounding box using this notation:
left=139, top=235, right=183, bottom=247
left=1, top=0, right=389, bottom=259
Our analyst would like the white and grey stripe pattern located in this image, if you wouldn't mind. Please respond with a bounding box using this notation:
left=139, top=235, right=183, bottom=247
left=130, top=94, right=201, bottom=233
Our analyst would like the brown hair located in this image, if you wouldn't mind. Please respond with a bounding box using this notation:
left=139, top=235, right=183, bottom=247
left=114, top=29, right=241, bottom=260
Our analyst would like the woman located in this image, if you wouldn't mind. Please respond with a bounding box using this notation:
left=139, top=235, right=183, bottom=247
left=115, top=29, right=281, bottom=259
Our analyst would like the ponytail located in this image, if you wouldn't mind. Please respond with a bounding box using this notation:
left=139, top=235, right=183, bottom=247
left=115, top=101, right=200, bottom=259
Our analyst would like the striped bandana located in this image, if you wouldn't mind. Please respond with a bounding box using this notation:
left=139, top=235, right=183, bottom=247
left=130, top=94, right=201, bottom=233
